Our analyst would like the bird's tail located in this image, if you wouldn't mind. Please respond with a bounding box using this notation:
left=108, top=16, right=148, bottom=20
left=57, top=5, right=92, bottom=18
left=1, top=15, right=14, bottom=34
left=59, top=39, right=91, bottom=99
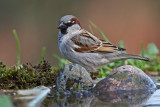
left=106, top=53, right=150, bottom=62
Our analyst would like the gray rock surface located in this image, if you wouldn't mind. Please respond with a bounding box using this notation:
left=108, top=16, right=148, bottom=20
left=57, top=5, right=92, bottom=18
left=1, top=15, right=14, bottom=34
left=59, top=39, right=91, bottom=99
left=95, top=65, right=156, bottom=93
left=90, top=90, right=153, bottom=107
left=56, top=63, right=93, bottom=90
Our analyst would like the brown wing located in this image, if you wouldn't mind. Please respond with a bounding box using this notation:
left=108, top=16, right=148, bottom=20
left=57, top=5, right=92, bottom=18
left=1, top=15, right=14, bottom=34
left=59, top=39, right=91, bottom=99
left=71, top=31, right=126, bottom=53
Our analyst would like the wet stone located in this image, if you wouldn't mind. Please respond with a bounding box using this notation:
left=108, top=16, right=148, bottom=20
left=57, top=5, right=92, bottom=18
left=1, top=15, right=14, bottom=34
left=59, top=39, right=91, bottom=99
left=95, top=65, right=156, bottom=93
left=91, top=90, right=153, bottom=107
left=56, top=63, right=93, bottom=90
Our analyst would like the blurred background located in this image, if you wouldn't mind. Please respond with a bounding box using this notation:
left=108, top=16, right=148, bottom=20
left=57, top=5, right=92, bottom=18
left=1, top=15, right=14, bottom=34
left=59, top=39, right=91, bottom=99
left=0, top=0, right=160, bottom=67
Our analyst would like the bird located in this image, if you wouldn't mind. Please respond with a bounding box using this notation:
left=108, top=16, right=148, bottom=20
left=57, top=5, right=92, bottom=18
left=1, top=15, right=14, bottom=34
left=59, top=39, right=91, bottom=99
left=57, top=15, right=150, bottom=72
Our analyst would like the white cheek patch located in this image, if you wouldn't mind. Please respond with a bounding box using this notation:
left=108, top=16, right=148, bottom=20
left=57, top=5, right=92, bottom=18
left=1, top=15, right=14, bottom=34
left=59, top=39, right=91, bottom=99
left=70, top=28, right=83, bottom=35
left=67, top=24, right=81, bottom=34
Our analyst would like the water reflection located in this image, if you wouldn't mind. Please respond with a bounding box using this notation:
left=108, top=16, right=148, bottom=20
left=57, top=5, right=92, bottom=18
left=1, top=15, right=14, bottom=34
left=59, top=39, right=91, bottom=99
left=91, top=90, right=153, bottom=107
left=42, top=90, right=154, bottom=107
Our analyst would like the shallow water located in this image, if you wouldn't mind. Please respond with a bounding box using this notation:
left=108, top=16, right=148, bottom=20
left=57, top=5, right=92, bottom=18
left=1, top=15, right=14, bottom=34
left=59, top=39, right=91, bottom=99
left=42, top=90, right=156, bottom=107
left=42, top=77, right=160, bottom=107
left=144, top=90, right=160, bottom=106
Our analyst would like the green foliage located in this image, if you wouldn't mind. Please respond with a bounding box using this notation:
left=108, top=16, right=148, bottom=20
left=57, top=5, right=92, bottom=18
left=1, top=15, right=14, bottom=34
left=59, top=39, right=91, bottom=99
left=98, top=68, right=111, bottom=78
left=13, top=29, right=21, bottom=67
left=0, top=60, right=59, bottom=89
left=53, top=54, right=69, bottom=68
left=148, top=43, right=159, bottom=56
left=0, top=30, right=61, bottom=89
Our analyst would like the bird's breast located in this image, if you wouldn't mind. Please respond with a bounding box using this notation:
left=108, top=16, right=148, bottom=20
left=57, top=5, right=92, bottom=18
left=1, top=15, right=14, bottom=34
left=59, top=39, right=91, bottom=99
left=59, top=38, right=74, bottom=57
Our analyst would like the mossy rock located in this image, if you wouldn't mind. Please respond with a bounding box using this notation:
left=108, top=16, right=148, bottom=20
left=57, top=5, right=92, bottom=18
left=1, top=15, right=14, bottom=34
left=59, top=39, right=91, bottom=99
left=95, top=65, right=156, bottom=93
left=56, top=63, right=93, bottom=90
left=0, top=60, right=59, bottom=89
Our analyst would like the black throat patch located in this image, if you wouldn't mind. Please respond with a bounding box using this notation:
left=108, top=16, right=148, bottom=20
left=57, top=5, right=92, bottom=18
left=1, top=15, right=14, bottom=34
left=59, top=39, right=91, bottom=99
left=60, top=28, right=68, bottom=34
left=60, top=22, right=76, bottom=34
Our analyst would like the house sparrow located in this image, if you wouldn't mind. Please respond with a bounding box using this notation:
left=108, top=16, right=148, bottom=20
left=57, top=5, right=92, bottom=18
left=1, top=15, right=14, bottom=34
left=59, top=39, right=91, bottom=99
left=57, top=15, right=149, bottom=72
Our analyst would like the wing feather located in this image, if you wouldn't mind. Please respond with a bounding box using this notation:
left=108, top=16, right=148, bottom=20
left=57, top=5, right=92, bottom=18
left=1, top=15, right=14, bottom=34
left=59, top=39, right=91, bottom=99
left=71, top=30, right=126, bottom=53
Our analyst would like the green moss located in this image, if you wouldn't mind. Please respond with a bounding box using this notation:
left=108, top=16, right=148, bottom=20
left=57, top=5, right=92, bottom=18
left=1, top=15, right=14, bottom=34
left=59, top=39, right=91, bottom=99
left=0, top=60, right=60, bottom=89
left=112, top=72, right=129, bottom=81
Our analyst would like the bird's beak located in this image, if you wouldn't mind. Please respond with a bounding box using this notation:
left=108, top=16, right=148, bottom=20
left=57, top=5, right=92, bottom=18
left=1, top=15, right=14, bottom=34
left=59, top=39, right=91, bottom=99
left=57, top=22, right=66, bottom=29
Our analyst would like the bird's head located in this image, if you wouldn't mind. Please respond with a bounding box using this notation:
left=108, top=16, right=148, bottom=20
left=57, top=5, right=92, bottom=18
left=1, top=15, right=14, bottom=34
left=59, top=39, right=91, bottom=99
left=58, top=15, right=82, bottom=34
